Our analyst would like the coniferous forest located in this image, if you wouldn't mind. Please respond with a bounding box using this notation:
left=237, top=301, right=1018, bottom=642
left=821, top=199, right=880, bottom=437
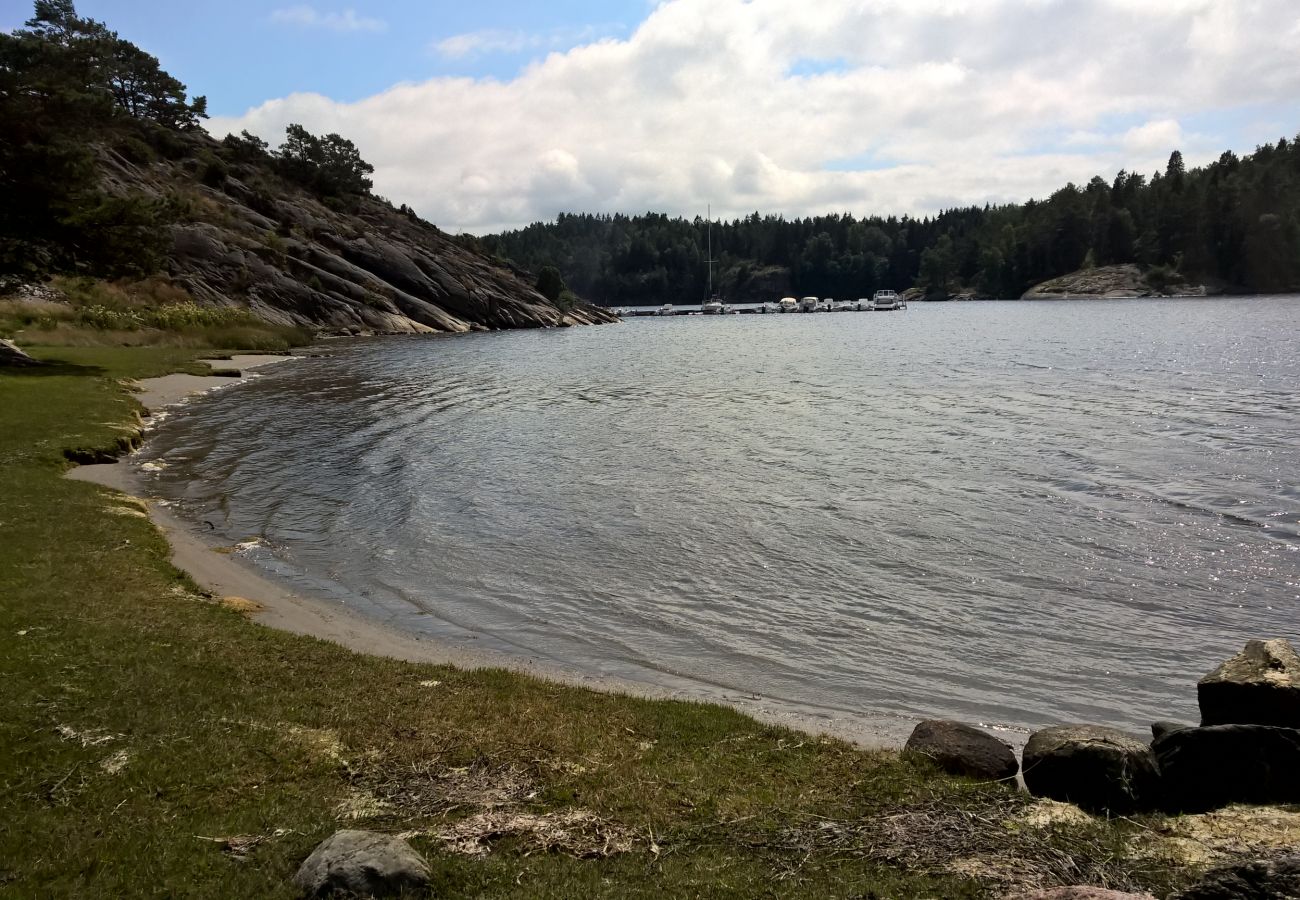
left=478, top=141, right=1300, bottom=304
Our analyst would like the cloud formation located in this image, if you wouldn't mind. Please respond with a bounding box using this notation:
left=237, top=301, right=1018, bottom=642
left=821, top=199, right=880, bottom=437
left=433, top=25, right=624, bottom=60
left=270, top=6, right=386, bottom=34
left=219, top=0, right=1300, bottom=233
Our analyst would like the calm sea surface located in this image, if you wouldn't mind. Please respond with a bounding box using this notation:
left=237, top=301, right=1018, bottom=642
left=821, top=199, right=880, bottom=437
left=139, top=298, right=1300, bottom=738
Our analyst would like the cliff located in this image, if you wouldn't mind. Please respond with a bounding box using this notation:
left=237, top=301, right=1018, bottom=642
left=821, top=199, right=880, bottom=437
left=91, top=132, right=615, bottom=335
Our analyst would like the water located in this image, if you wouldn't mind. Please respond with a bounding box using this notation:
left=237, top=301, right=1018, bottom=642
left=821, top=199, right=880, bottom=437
left=138, top=298, right=1300, bottom=738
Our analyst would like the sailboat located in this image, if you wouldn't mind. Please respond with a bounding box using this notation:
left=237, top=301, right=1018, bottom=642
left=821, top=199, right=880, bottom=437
left=700, top=205, right=730, bottom=314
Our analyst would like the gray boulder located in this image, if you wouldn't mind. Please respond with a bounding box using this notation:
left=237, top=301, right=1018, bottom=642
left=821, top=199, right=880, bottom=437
left=904, top=720, right=1019, bottom=781
left=1177, top=853, right=1300, bottom=899
left=1154, top=723, right=1300, bottom=813
left=1199, top=639, right=1300, bottom=727
left=1, top=339, right=39, bottom=367
left=1021, top=724, right=1159, bottom=814
left=293, top=829, right=430, bottom=898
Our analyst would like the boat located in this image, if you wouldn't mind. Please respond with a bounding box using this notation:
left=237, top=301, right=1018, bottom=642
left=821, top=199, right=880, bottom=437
left=698, top=206, right=730, bottom=315
left=853, top=297, right=873, bottom=311
left=756, top=301, right=778, bottom=313
left=872, top=289, right=901, bottom=311
left=832, top=298, right=854, bottom=311
left=778, top=297, right=799, bottom=313
left=656, top=303, right=675, bottom=316
left=799, top=296, right=819, bottom=312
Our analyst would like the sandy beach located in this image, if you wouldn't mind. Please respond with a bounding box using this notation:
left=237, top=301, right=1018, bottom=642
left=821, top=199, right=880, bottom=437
left=66, top=352, right=916, bottom=748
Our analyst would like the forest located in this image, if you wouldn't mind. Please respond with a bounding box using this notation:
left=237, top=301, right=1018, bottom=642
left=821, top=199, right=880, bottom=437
left=478, top=140, right=1300, bottom=304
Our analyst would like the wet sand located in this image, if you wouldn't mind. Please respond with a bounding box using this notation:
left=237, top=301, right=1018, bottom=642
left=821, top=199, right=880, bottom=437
left=67, top=353, right=917, bottom=749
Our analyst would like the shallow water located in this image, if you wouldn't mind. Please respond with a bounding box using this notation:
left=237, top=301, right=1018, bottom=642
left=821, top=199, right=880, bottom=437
left=139, top=297, right=1300, bottom=737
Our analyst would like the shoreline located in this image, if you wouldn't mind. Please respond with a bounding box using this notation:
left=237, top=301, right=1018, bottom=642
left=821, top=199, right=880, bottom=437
left=68, top=350, right=921, bottom=749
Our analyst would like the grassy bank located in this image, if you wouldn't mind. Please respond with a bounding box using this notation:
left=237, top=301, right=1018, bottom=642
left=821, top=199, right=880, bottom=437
left=0, top=346, right=1201, bottom=898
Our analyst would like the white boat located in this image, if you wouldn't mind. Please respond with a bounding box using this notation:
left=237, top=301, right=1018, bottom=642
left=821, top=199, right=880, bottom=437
left=872, top=289, right=901, bottom=311
left=656, top=303, right=675, bottom=316
left=778, top=297, right=798, bottom=313
left=757, top=301, right=778, bottom=313
left=699, top=206, right=730, bottom=315
left=832, top=299, right=854, bottom=311
left=799, top=296, right=819, bottom=312
left=853, top=297, right=873, bottom=311
left=702, top=297, right=725, bottom=314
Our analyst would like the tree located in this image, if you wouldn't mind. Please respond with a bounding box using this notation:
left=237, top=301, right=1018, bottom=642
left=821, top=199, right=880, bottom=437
left=536, top=265, right=566, bottom=303
left=276, top=124, right=374, bottom=197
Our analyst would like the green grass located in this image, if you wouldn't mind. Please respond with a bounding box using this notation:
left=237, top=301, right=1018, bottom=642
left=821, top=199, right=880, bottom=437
left=0, top=347, right=1197, bottom=898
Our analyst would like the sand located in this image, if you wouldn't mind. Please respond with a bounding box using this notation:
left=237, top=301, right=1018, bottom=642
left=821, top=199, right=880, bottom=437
left=67, top=353, right=915, bottom=748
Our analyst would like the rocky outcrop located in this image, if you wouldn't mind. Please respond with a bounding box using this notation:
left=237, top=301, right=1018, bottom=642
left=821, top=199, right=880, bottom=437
left=93, top=138, right=616, bottom=335
left=1021, top=264, right=1212, bottom=299
left=1, top=338, right=40, bottom=367
left=293, top=829, right=430, bottom=898
left=1154, top=724, right=1300, bottom=813
left=904, top=720, right=1019, bottom=781
left=1176, top=853, right=1300, bottom=899
left=1199, top=639, right=1300, bottom=727
left=1021, top=725, right=1159, bottom=815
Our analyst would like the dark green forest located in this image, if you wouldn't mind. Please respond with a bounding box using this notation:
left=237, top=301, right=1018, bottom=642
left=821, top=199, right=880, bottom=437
left=479, top=141, right=1300, bottom=304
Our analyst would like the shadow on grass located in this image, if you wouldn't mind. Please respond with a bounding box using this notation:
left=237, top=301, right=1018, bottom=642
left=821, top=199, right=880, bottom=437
left=0, top=360, right=106, bottom=377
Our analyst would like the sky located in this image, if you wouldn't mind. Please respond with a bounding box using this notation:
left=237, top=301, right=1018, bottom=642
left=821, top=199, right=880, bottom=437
left=6, top=0, right=1300, bottom=234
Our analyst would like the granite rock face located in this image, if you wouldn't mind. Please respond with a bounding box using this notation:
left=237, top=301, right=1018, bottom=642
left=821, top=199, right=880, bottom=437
left=1007, top=888, right=1156, bottom=900
left=1021, top=724, right=1159, bottom=814
left=1021, top=263, right=1212, bottom=299
left=904, top=720, right=1019, bottom=781
left=293, top=829, right=430, bottom=898
left=1199, top=639, right=1300, bottom=727
left=93, top=137, right=617, bottom=335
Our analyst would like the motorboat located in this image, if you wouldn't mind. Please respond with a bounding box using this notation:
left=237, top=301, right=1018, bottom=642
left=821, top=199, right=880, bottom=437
left=656, top=303, right=675, bottom=316
left=702, top=297, right=725, bottom=314
left=853, top=297, right=873, bottom=311
left=832, top=299, right=854, bottom=311
left=778, top=297, right=799, bottom=313
left=872, top=290, right=901, bottom=310
left=799, top=296, right=819, bottom=312
left=756, top=301, right=778, bottom=313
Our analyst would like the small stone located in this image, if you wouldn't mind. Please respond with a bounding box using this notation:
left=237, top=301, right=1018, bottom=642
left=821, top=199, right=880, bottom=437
left=293, top=829, right=430, bottom=898
left=1177, top=853, right=1300, bottom=899
left=1021, top=724, right=1159, bottom=815
left=903, top=720, right=1019, bottom=781
left=1198, top=639, right=1300, bottom=727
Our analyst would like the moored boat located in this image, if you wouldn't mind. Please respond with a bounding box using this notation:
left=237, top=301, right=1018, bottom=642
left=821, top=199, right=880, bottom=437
left=872, top=289, right=901, bottom=311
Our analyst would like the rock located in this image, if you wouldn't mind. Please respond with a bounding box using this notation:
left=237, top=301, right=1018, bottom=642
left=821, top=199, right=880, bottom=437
left=904, top=720, right=1019, bottom=781
left=1151, top=721, right=1191, bottom=741
left=1021, top=724, right=1159, bottom=814
left=1176, top=853, right=1300, bottom=899
left=1, top=338, right=40, bottom=367
left=1199, top=639, right=1300, bottom=727
left=292, top=829, right=430, bottom=898
left=1008, top=888, right=1155, bottom=900
left=1153, top=724, right=1300, bottom=813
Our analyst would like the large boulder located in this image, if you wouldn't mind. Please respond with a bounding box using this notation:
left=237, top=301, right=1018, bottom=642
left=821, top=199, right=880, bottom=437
left=1199, top=639, right=1300, bottom=727
left=904, top=720, right=1019, bottom=781
left=1, top=339, right=40, bottom=367
left=1021, top=725, right=1159, bottom=814
left=293, top=829, right=430, bottom=898
left=1176, top=853, right=1300, bottom=899
left=1153, top=723, right=1300, bottom=813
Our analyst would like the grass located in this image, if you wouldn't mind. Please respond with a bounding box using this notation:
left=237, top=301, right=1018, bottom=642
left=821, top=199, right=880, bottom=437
left=0, top=277, right=313, bottom=351
left=0, top=346, right=1207, bottom=898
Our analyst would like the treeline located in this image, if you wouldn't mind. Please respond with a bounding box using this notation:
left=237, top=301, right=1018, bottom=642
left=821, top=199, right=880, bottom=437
left=480, top=140, right=1300, bottom=303
left=0, top=1, right=377, bottom=280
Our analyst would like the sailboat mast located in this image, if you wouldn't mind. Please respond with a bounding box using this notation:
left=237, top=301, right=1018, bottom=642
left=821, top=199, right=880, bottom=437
left=706, top=204, right=713, bottom=299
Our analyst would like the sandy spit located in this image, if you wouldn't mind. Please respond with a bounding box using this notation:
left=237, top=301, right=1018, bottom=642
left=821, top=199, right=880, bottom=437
left=66, top=352, right=915, bottom=749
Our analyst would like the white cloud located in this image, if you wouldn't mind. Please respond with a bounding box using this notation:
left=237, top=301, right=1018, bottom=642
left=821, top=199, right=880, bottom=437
left=216, top=0, right=1300, bottom=233
left=432, top=25, right=625, bottom=60
left=270, top=6, right=386, bottom=34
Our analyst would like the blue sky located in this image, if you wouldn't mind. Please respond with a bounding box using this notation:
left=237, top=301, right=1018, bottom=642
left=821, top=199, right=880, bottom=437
left=1, top=1, right=649, bottom=115
left=6, top=1, right=1300, bottom=232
